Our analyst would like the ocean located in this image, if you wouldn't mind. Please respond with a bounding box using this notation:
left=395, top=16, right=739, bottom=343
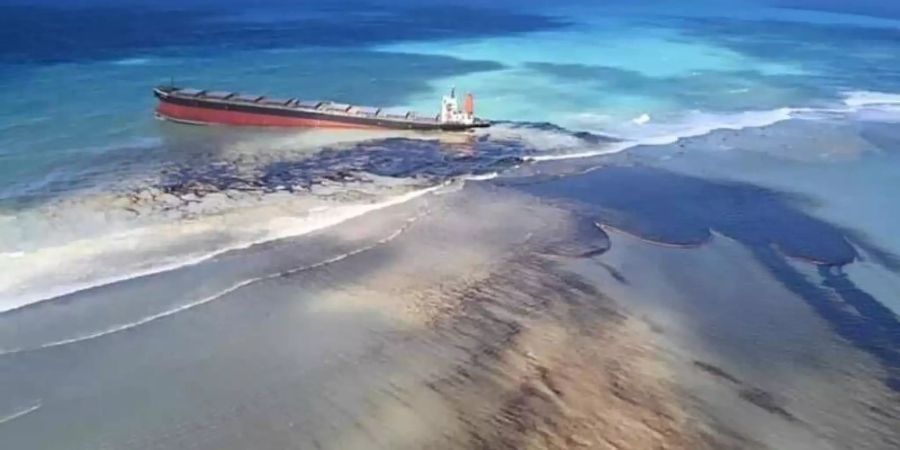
left=1, top=0, right=899, bottom=448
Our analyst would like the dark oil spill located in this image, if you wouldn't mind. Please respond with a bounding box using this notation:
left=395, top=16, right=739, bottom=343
left=510, top=165, right=900, bottom=391
left=155, top=136, right=528, bottom=197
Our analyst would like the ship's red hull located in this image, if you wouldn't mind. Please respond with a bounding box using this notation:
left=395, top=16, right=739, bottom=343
left=153, top=85, right=490, bottom=131
left=156, top=101, right=381, bottom=129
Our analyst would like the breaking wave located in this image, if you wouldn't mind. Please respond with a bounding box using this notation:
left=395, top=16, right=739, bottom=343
left=110, top=57, right=154, bottom=66
left=0, top=215, right=419, bottom=355
left=516, top=90, right=900, bottom=163
left=0, top=183, right=444, bottom=314
left=0, top=403, right=41, bottom=426
left=509, top=107, right=797, bottom=163
left=842, top=91, right=900, bottom=108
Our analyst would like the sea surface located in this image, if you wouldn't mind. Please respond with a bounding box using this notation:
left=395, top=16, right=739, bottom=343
left=1, top=0, right=899, bottom=448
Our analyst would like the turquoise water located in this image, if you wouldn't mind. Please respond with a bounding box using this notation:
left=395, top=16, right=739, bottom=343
left=2, top=0, right=899, bottom=197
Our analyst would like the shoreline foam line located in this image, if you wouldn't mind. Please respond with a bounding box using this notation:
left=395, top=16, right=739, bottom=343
left=0, top=183, right=448, bottom=315
left=0, top=402, right=42, bottom=426
left=843, top=91, right=900, bottom=108
left=522, top=90, right=900, bottom=165
left=0, top=214, right=422, bottom=356
left=522, top=107, right=797, bottom=163
left=525, top=142, right=635, bottom=162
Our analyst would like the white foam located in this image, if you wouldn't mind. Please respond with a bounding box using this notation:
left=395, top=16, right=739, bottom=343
left=612, top=107, right=796, bottom=146
left=841, top=91, right=900, bottom=122
left=522, top=107, right=796, bottom=163
left=632, top=113, right=651, bottom=125
left=461, top=172, right=500, bottom=182
left=0, top=402, right=41, bottom=426
left=111, top=58, right=153, bottom=66
left=843, top=91, right=900, bottom=108
left=526, top=142, right=634, bottom=162
left=0, top=184, right=445, bottom=314
left=499, top=90, right=900, bottom=166
left=473, top=80, right=900, bottom=165
left=0, top=216, right=419, bottom=355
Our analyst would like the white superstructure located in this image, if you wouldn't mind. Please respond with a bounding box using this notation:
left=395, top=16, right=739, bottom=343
left=440, top=88, right=475, bottom=125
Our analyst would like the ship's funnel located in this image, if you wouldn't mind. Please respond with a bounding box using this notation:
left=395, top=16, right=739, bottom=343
left=464, top=93, right=474, bottom=115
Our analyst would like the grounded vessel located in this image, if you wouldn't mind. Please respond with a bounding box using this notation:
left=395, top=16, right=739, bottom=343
left=153, top=85, right=489, bottom=131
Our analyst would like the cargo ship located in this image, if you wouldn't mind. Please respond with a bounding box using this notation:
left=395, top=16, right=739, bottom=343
left=153, top=85, right=490, bottom=131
